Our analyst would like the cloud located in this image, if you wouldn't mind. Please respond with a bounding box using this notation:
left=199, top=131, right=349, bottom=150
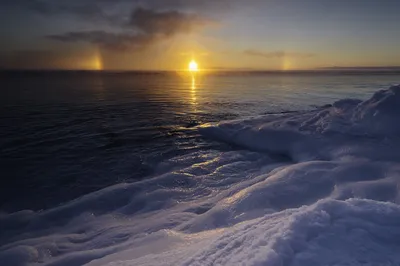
left=130, top=0, right=235, bottom=13
left=47, top=7, right=215, bottom=50
left=128, top=7, right=212, bottom=36
left=4, top=0, right=231, bottom=21
left=4, top=0, right=107, bottom=21
left=47, top=31, right=156, bottom=50
left=244, top=49, right=316, bottom=59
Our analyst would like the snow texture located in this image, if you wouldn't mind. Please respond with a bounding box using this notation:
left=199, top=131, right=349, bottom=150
left=2, top=85, right=400, bottom=266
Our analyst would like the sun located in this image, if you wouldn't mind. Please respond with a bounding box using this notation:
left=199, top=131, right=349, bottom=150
left=189, top=60, right=198, bottom=72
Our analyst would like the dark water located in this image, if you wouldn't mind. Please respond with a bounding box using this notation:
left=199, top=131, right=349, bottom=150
left=1, top=71, right=399, bottom=212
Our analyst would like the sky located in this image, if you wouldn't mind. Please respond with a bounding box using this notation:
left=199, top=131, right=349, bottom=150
left=1, top=0, right=400, bottom=71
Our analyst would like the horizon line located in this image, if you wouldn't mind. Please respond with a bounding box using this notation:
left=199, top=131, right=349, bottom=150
left=1, top=66, right=400, bottom=73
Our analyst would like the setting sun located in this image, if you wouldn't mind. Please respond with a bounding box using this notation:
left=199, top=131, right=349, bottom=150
left=189, top=60, right=198, bottom=72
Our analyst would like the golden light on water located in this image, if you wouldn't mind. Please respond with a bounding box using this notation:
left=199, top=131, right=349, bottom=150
left=192, top=76, right=196, bottom=90
left=191, top=75, right=197, bottom=105
left=188, top=60, right=198, bottom=105
left=189, top=60, right=198, bottom=72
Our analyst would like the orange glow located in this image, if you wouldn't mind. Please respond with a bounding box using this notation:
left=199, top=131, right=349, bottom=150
left=88, top=48, right=103, bottom=70
left=93, top=55, right=103, bottom=70
left=191, top=75, right=197, bottom=105
left=189, top=60, right=198, bottom=72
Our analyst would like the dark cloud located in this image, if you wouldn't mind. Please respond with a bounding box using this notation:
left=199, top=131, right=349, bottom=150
left=244, top=49, right=316, bottom=59
left=47, top=7, right=215, bottom=50
left=130, top=0, right=235, bottom=13
left=47, top=31, right=156, bottom=50
left=30, top=2, right=102, bottom=17
left=3, top=0, right=108, bottom=21
left=128, top=7, right=212, bottom=36
left=3, top=0, right=232, bottom=21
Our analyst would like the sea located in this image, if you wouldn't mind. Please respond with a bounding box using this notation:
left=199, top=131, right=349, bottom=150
left=1, top=70, right=400, bottom=265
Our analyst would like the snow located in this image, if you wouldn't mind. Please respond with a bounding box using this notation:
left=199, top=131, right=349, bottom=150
left=2, top=85, right=400, bottom=266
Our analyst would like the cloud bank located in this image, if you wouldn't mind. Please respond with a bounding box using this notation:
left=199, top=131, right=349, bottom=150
left=5, top=0, right=226, bottom=24
left=47, top=7, right=214, bottom=50
left=4, top=0, right=106, bottom=20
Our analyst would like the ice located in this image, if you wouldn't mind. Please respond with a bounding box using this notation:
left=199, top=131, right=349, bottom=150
left=2, top=85, right=400, bottom=266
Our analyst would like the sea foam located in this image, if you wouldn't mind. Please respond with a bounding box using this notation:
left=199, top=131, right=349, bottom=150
left=2, top=85, right=400, bottom=266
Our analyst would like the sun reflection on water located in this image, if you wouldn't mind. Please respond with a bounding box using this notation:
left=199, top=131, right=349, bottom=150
left=191, top=74, right=197, bottom=107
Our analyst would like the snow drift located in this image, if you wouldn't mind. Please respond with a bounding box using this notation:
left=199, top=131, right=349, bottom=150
left=2, top=85, right=400, bottom=266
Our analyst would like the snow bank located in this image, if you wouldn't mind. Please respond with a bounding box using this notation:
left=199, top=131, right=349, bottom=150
left=118, top=199, right=400, bottom=266
left=200, top=85, right=400, bottom=161
left=2, top=85, right=400, bottom=266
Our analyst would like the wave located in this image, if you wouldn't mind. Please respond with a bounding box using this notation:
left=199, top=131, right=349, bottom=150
left=1, top=85, right=400, bottom=266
